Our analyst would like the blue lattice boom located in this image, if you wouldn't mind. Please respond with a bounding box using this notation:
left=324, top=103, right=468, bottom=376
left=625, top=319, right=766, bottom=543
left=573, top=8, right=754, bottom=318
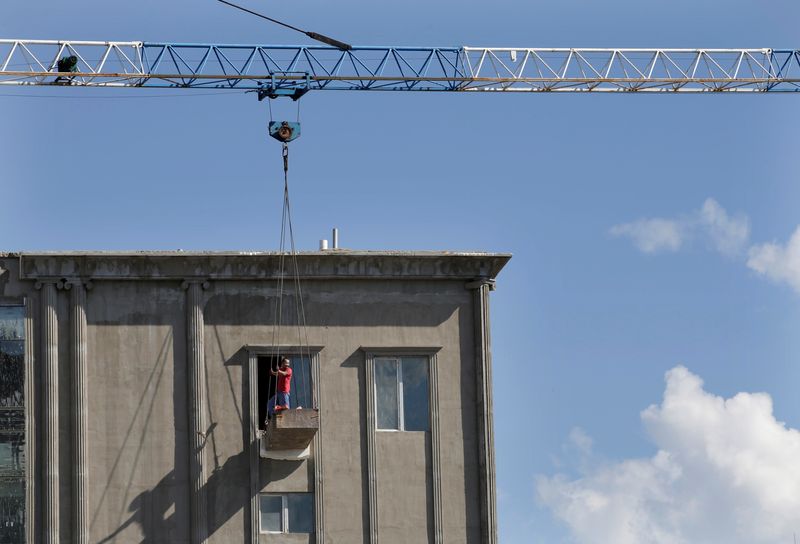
left=1, top=39, right=799, bottom=93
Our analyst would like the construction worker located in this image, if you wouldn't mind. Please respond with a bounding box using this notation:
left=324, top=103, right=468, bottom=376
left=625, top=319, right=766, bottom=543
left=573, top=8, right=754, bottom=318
left=267, top=357, right=292, bottom=421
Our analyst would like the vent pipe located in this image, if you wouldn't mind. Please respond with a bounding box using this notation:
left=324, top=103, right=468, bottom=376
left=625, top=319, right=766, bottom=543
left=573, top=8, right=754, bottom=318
left=332, top=228, right=339, bottom=249
left=319, top=239, right=329, bottom=251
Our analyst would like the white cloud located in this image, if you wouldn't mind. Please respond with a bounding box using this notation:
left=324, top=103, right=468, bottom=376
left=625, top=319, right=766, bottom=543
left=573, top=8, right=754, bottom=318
left=609, top=219, right=684, bottom=253
left=747, top=226, right=800, bottom=294
left=568, top=427, right=593, bottom=456
left=698, top=198, right=750, bottom=256
left=537, top=366, right=800, bottom=544
left=610, top=198, right=750, bottom=256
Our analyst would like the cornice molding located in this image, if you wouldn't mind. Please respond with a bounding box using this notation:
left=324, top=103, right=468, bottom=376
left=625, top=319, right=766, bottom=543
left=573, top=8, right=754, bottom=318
left=19, top=253, right=510, bottom=282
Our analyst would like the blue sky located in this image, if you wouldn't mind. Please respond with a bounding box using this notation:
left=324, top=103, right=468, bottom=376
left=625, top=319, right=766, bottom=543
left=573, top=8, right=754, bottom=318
left=3, top=1, right=800, bottom=542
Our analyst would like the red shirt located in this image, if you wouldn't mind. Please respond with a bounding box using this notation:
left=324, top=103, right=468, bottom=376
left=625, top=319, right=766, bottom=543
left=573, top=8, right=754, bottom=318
left=277, top=367, right=292, bottom=393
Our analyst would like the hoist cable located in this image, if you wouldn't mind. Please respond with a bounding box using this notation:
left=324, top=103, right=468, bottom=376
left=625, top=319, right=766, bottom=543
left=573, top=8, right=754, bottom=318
left=268, top=141, right=312, bottom=419
left=268, top=146, right=289, bottom=421
left=286, top=198, right=312, bottom=409
left=281, top=143, right=311, bottom=408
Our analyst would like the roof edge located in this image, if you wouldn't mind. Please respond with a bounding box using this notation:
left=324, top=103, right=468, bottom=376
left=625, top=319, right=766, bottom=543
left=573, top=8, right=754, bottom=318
left=17, top=251, right=511, bottom=281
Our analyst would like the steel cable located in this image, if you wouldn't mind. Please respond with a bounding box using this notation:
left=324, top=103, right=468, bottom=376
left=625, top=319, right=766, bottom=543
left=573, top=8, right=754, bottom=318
left=268, top=142, right=313, bottom=427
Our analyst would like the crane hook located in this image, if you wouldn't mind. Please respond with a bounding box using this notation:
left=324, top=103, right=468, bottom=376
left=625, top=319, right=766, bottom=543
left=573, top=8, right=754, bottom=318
left=269, top=121, right=301, bottom=143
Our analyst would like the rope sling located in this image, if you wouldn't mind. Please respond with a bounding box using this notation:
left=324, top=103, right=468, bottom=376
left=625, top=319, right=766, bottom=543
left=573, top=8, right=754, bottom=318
left=267, top=138, right=314, bottom=425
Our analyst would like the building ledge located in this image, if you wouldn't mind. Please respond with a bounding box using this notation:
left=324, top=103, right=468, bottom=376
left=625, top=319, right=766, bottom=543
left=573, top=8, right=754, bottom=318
left=18, top=251, right=511, bottom=281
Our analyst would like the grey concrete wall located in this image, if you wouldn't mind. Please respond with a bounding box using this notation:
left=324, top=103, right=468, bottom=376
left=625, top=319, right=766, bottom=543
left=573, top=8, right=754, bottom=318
left=376, top=432, right=432, bottom=543
left=86, top=281, right=189, bottom=543
left=0, top=257, right=26, bottom=299
left=1, top=252, right=507, bottom=544
left=199, top=278, right=482, bottom=543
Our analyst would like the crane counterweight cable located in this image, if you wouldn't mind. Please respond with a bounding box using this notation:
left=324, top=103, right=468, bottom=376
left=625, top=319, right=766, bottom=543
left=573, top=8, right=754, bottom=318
left=215, top=0, right=352, bottom=51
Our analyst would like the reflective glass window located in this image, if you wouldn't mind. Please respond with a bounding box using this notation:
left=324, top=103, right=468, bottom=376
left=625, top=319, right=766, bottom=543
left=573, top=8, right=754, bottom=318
left=375, top=359, right=399, bottom=430
left=401, top=357, right=430, bottom=432
left=287, top=493, right=314, bottom=533
left=259, top=495, right=282, bottom=532
left=374, top=356, right=430, bottom=432
left=0, top=306, right=25, bottom=543
left=259, top=493, right=314, bottom=534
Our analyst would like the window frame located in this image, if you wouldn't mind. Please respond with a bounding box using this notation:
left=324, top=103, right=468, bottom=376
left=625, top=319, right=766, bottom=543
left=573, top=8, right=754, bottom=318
left=255, top=353, right=316, bottom=431
left=245, top=344, right=324, bottom=543
left=374, top=356, right=431, bottom=432
left=258, top=492, right=315, bottom=535
left=363, top=348, right=441, bottom=433
left=246, top=345, right=323, bottom=432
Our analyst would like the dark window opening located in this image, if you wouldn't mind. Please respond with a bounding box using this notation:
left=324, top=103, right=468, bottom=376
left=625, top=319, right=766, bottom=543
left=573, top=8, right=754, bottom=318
left=257, top=354, right=313, bottom=431
left=0, top=305, right=25, bottom=544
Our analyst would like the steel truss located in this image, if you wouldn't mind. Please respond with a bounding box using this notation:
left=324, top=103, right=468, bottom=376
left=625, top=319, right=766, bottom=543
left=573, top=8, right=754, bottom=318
left=1, top=39, right=799, bottom=94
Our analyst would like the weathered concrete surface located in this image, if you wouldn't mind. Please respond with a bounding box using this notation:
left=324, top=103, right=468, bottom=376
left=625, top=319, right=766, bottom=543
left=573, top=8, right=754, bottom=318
left=377, top=432, right=433, bottom=543
left=86, top=281, right=190, bottom=543
left=18, top=251, right=510, bottom=282
left=2, top=251, right=509, bottom=543
left=265, top=410, right=319, bottom=451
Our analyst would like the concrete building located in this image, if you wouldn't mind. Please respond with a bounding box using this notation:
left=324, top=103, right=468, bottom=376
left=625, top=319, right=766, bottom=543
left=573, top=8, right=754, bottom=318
left=0, top=251, right=509, bottom=543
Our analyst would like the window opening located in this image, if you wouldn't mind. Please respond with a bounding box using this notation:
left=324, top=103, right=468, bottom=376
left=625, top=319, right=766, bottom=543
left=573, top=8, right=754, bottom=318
left=259, top=493, right=314, bottom=534
left=375, top=356, right=430, bottom=432
left=0, top=306, right=25, bottom=543
left=257, top=354, right=313, bottom=431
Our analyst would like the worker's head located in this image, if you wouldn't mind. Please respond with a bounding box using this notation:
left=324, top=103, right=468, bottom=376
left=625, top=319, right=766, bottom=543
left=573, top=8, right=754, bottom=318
left=280, top=357, right=291, bottom=369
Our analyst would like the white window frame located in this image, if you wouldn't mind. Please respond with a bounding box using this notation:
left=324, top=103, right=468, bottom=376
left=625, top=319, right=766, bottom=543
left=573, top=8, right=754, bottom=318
left=374, top=356, right=429, bottom=432
left=258, top=492, right=314, bottom=534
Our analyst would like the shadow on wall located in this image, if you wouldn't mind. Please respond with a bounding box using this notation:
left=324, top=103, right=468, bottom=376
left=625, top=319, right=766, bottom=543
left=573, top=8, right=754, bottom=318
left=96, top=449, right=250, bottom=543
left=90, top=327, right=190, bottom=543
left=204, top=291, right=459, bottom=328
left=93, top=342, right=287, bottom=542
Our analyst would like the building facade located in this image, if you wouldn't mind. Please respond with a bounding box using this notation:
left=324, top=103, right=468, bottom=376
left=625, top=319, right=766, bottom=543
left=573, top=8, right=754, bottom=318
left=0, top=251, right=509, bottom=543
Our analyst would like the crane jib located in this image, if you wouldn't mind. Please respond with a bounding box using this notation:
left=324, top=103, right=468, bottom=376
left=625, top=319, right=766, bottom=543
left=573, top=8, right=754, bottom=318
left=0, top=40, right=799, bottom=94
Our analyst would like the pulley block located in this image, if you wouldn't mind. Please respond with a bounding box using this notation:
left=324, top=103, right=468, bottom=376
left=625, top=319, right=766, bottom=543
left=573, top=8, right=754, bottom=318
left=269, top=121, right=301, bottom=143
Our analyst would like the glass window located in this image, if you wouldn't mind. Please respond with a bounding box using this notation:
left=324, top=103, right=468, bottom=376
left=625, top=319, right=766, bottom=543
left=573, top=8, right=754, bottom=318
left=375, top=359, right=399, bottom=430
left=287, top=493, right=314, bottom=533
left=0, top=305, right=25, bottom=543
left=259, top=493, right=314, bottom=534
left=374, top=356, right=430, bottom=432
left=290, top=355, right=313, bottom=410
left=259, top=495, right=282, bottom=533
left=401, top=357, right=430, bottom=432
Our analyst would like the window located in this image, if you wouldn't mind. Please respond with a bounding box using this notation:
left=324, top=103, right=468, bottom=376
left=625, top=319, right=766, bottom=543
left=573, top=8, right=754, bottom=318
left=375, top=356, right=430, bottom=431
left=259, top=493, right=314, bottom=534
left=0, top=306, right=25, bottom=543
left=257, top=354, right=313, bottom=431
